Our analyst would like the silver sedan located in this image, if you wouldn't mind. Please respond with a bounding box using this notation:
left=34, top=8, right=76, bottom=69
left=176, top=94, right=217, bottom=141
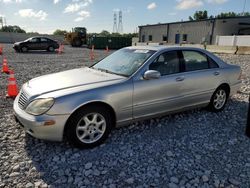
left=14, top=46, right=242, bottom=148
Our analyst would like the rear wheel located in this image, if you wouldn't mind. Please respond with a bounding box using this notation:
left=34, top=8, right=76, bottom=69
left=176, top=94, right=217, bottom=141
left=48, top=46, right=55, bottom=52
left=21, top=46, right=28, bottom=53
left=65, top=105, right=113, bottom=148
left=207, top=87, right=229, bottom=112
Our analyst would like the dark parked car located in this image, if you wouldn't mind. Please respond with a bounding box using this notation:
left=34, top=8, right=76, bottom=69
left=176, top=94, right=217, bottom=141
left=13, top=37, right=60, bottom=52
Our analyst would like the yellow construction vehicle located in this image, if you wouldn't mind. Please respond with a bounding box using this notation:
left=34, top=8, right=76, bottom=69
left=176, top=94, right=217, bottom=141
left=65, top=27, right=87, bottom=47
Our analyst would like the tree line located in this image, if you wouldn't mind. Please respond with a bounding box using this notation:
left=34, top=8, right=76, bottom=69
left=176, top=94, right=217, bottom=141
left=189, top=11, right=250, bottom=21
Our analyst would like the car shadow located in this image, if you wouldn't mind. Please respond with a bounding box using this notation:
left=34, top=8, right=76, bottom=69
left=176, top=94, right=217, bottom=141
left=16, top=51, right=58, bottom=55
left=24, top=98, right=249, bottom=187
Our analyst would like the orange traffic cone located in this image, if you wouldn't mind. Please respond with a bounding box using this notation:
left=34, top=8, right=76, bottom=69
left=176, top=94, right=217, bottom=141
left=105, top=45, right=109, bottom=56
left=6, top=70, right=19, bottom=98
left=0, top=44, right=3, bottom=55
left=2, top=57, right=9, bottom=74
left=61, top=44, right=64, bottom=52
left=90, top=45, right=95, bottom=61
left=57, top=44, right=64, bottom=54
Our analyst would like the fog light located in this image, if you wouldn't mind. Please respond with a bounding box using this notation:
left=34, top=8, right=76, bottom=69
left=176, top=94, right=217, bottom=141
left=44, top=120, right=56, bottom=126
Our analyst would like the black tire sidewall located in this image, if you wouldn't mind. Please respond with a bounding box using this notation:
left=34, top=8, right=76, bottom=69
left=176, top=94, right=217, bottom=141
left=66, top=105, right=113, bottom=148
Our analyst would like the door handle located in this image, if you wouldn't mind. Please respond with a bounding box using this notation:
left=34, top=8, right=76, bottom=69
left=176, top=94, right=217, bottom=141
left=176, top=76, right=185, bottom=82
left=214, top=71, right=220, bottom=76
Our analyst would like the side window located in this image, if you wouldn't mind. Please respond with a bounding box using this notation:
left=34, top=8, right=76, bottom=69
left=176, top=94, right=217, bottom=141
left=149, top=51, right=180, bottom=76
left=208, top=56, right=219, bottom=68
left=29, top=38, right=39, bottom=43
left=41, top=38, right=48, bottom=42
left=182, top=51, right=209, bottom=71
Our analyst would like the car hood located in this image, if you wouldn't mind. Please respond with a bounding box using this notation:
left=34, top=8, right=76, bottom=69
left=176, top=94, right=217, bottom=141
left=24, top=67, right=125, bottom=97
left=14, top=42, right=23, bottom=45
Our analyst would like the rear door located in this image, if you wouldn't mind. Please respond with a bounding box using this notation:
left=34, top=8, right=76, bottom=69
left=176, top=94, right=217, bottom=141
left=178, top=50, right=221, bottom=107
left=133, top=50, right=185, bottom=119
left=40, top=38, right=49, bottom=50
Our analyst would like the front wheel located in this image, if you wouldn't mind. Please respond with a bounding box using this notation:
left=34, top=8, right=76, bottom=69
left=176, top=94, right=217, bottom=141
left=207, top=87, right=229, bottom=112
left=65, top=105, right=113, bottom=148
left=21, top=46, right=28, bottom=53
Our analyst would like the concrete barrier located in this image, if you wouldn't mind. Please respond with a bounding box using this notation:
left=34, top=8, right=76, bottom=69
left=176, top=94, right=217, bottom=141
left=147, top=42, right=160, bottom=46
left=135, top=42, right=148, bottom=46
left=206, top=45, right=237, bottom=54
left=181, top=44, right=205, bottom=49
left=0, top=32, right=64, bottom=43
left=236, top=46, right=250, bottom=55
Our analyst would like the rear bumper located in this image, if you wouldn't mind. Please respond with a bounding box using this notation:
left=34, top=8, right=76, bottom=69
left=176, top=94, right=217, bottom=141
left=231, top=81, right=242, bottom=96
left=13, top=94, right=70, bottom=141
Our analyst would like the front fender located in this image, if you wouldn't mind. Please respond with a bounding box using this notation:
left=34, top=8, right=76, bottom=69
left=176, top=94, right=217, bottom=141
left=45, top=80, right=133, bottom=123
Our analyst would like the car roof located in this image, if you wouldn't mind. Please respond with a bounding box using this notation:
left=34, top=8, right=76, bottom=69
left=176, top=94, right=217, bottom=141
left=126, top=45, right=209, bottom=53
left=126, top=45, right=228, bottom=68
left=30, top=36, right=53, bottom=40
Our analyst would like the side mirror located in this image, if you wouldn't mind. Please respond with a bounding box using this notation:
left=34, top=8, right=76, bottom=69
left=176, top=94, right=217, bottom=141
left=143, top=70, right=161, bottom=80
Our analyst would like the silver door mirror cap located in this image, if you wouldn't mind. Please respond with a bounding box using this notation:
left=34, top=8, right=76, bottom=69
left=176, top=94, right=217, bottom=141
left=143, top=70, right=161, bottom=80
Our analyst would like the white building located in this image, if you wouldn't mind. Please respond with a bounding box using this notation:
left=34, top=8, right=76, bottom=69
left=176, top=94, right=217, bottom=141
left=139, top=16, right=250, bottom=44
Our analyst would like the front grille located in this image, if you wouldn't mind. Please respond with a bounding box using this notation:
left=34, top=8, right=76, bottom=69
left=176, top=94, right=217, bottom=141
left=18, top=91, right=29, bottom=109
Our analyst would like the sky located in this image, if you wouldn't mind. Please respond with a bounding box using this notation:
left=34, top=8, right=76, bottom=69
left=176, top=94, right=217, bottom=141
left=0, top=0, right=249, bottom=34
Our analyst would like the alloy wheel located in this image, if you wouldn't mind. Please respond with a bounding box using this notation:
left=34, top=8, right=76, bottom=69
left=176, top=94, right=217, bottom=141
left=76, top=113, right=106, bottom=144
left=213, top=89, right=227, bottom=110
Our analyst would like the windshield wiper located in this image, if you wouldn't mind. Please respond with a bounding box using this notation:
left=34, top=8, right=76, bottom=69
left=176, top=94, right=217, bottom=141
left=93, top=67, right=128, bottom=77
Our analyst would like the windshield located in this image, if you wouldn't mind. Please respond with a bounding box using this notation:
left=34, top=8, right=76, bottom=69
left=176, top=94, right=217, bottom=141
left=25, top=38, right=32, bottom=42
left=92, top=48, right=155, bottom=77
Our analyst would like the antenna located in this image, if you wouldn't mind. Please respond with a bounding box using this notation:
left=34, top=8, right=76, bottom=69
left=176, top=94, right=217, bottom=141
left=113, top=12, right=118, bottom=33
left=118, top=10, right=123, bottom=34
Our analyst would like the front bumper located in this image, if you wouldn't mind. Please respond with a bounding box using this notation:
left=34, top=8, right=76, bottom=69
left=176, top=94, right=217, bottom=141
left=13, top=45, right=20, bottom=51
left=13, top=94, right=70, bottom=141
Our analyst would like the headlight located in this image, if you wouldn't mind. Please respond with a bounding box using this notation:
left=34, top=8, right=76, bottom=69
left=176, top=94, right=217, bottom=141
left=25, top=98, right=54, bottom=116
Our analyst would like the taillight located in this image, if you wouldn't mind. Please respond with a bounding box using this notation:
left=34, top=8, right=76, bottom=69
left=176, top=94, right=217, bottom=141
left=238, top=70, right=243, bottom=80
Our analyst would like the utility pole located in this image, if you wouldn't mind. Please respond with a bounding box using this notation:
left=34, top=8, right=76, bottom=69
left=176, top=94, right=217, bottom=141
left=113, top=12, right=118, bottom=33
left=0, top=17, right=3, bottom=29
left=118, top=10, right=123, bottom=34
left=246, top=94, right=250, bottom=137
left=242, top=0, right=247, bottom=15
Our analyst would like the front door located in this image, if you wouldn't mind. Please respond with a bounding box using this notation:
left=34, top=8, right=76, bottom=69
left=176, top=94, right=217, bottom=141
left=133, top=50, right=184, bottom=119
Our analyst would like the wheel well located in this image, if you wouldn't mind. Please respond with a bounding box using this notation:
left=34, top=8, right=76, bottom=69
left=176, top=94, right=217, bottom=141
left=63, top=102, right=116, bottom=139
left=218, top=83, right=230, bottom=96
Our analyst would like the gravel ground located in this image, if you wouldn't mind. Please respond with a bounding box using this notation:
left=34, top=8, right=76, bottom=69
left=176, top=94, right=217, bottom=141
left=0, top=44, right=250, bottom=188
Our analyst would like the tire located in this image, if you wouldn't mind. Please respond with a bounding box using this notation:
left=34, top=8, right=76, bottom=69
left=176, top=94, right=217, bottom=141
left=207, top=86, right=229, bottom=112
left=48, top=46, right=55, bottom=52
left=65, top=105, right=114, bottom=148
left=21, top=46, right=28, bottom=53
left=73, top=38, right=82, bottom=47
